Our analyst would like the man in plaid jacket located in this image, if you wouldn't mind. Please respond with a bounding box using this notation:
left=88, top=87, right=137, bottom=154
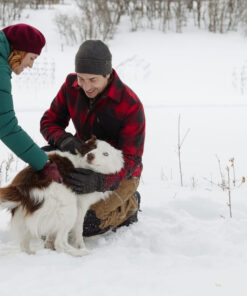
left=40, top=40, right=145, bottom=236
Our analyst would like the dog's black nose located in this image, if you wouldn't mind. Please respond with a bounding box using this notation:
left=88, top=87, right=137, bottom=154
left=87, top=153, right=95, bottom=162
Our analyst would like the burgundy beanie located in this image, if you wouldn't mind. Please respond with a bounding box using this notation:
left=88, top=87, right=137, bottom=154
left=2, top=23, right=46, bottom=55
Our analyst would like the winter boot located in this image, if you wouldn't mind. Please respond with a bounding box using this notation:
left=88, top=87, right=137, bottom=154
left=115, top=191, right=141, bottom=228
left=83, top=178, right=140, bottom=237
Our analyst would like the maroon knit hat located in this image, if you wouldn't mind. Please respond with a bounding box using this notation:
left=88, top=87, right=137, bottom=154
left=2, top=23, right=46, bottom=55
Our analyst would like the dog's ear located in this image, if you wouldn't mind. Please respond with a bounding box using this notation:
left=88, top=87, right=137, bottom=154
left=85, top=134, right=97, bottom=145
left=90, top=134, right=97, bottom=142
left=78, top=135, right=97, bottom=156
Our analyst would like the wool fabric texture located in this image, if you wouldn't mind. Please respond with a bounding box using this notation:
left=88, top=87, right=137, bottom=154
left=75, top=40, right=112, bottom=75
left=2, top=23, right=45, bottom=55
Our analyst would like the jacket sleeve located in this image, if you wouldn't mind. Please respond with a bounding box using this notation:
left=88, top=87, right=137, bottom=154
left=40, top=75, right=71, bottom=146
left=105, top=101, right=145, bottom=190
left=0, top=66, right=48, bottom=170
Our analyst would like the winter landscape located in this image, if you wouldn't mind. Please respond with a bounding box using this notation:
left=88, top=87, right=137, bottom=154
left=1, top=1, right=247, bottom=295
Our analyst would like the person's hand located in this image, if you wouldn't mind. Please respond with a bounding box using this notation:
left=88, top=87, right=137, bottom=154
left=56, top=133, right=84, bottom=154
left=41, top=161, right=63, bottom=183
left=65, top=168, right=106, bottom=194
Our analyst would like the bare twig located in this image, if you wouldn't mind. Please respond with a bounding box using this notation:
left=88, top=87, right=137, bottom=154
left=226, top=166, right=232, bottom=218
left=205, top=156, right=245, bottom=218
left=5, top=154, right=14, bottom=183
left=191, top=176, right=196, bottom=189
left=203, top=177, right=222, bottom=189
left=177, top=114, right=190, bottom=187
left=215, top=154, right=226, bottom=190
left=229, top=157, right=236, bottom=187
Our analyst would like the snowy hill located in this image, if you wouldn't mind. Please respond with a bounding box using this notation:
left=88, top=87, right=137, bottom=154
left=1, top=3, right=247, bottom=296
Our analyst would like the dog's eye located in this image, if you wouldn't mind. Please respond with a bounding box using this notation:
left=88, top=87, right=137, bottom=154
left=103, top=152, right=109, bottom=156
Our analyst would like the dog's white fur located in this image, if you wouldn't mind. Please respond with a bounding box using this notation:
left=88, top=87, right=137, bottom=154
left=2, top=140, right=124, bottom=257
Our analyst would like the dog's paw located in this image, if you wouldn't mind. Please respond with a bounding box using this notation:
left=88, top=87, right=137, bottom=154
left=76, top=240, right=86, bottom=249
left=70, top=237, right=86, bottom=249
left=65, top=247, right=89, bottom=257
left=76, top=248, right=90, bottom=257
left=24, top=249, right=35, bottom=255
left=44, top=239, right=55, bottom=250
left=20, top=244, right=35, bottom=255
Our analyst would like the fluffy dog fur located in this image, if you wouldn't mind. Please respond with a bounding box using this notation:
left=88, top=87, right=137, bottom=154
left=0, top=136, right=124, bottom=257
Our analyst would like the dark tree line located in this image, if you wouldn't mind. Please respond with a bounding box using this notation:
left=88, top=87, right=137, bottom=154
left=54, top=0, right=247, bottom=47
left=1, top=0, right=247, bottom=45
left=0, top=0, right=64, bottom=26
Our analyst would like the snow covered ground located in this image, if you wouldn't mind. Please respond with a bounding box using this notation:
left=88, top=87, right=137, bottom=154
left=1, top=4, right=247, bottom=296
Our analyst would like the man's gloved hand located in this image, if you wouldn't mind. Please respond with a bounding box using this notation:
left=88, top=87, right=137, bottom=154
left=56, top=133, right=84, bottom=154
left=65, top=168, right=106, bottom=194
left=41, top=161, right=63, bottom=183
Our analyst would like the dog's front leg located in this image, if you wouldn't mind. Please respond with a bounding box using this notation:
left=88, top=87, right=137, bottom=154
left=55, top=225, right=88, bottom=257
left=44, top=234, right=56, bottom=250
left=20, top=231, right=35, bottom=255
left=70, top=199, right=88, bottom=250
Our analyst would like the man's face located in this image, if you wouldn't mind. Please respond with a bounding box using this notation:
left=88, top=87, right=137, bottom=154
left=13, top=52, right=38, bottom=75
left=77, top=73, right=110, bottom=98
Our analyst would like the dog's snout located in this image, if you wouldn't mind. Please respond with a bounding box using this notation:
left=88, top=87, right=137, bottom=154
left=87, top=153, right=95, bottom=162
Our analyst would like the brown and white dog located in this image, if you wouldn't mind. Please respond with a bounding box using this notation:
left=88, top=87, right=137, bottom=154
left=0, top=136, right=124, bottom=257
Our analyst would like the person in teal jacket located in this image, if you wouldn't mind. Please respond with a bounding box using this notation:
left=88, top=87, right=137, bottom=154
left=0, top=23, right=61, bottom=182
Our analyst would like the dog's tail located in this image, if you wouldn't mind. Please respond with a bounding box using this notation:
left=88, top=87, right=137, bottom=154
left=0, top=187, right=23, bottom=210
left=0, top=186, right=45, bottom=213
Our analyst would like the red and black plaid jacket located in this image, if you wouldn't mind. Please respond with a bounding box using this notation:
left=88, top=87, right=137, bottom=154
left=40, top=69, right=145, bottom=190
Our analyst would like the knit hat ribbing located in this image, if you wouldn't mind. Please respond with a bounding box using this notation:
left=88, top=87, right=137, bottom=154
left=2, top=23, right=46, bottom=55
left=75, top=40, right=112, bottom=75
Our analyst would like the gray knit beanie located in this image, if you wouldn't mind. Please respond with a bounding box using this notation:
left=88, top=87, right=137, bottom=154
left=75, top=40, right=112, bottom=75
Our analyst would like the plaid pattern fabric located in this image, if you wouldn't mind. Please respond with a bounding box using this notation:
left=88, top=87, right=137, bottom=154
left=40, top=69, right=145, bottom=189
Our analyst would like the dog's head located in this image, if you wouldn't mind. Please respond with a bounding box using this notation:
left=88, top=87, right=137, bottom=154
left=77, top=137, right=124, bottom=174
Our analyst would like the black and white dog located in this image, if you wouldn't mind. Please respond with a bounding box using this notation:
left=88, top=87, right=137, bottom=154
left=0, top=136, right=124, bottom=257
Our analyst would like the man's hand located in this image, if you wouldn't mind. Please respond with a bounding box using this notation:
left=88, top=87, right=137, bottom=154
left=65, top=168, right=106, bottom=194
left=56, top=133, right=83, bottom=154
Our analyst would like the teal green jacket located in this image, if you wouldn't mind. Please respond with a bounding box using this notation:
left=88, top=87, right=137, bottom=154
left=0, top=31, right=48, bottom=170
